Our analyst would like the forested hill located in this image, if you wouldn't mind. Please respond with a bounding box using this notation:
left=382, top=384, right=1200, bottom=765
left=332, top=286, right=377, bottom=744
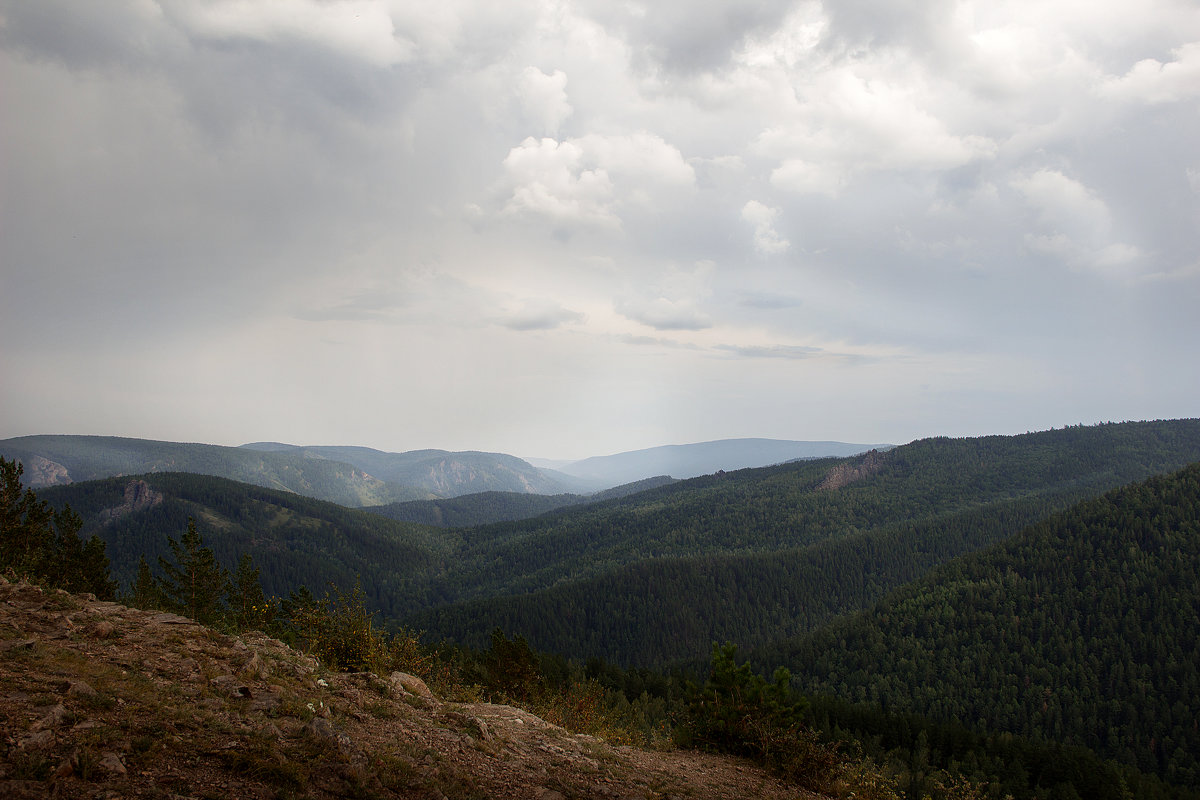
left=0, top=435, right=433, bottom=506
left=405, top=419, right=1200, bottom=666
left=765, top=460, right=1200, bottom=789
left=0, top=435, right=588, bottom=505
left=364, top=475, right=677, bottom=527
left=36, top=472, right=451, bottom=615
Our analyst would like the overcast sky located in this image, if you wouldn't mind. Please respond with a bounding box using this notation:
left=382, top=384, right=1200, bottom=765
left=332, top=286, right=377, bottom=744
left=2, top=0, right=1198, bottom=459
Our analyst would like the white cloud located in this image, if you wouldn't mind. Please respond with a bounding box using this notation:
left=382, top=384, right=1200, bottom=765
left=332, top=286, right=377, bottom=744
left=741, top=200, right=790, bottom=254
left=1013, top=169, right=1111, bottom=240
left=517, top=67, right=573, bottom=136
left=769, top=160, right=846, bottom=196
left=499, top=132, right=694, bottom=227
left=1101, top=42, right=1200, bottom=105
left=756, top=64, right=997, bottom=192
left=1014, top=169, right=1144, bottom=276
left=501, top=137, right=618, bottom=226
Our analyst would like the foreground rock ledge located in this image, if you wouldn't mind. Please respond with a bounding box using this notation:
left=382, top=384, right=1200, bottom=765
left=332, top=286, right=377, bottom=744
left=0, top=578, right=822, bottom=799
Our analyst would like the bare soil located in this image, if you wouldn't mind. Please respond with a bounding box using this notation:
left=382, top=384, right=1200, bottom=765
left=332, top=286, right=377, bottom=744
left=0, top=577, right=821, bottom=800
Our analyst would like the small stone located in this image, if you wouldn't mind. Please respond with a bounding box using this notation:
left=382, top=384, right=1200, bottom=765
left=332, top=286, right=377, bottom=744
left=249, top=690, right=281, bottom=712
left=32, top=703, right=70, bottom=730
left=18, top=729, right=55, bottom=751
left=65, top=679, right=98, bottom=699
left=389, top=671, right=435, bottom=701
left=210, top=675, right=252, bottom=698
left=91, top=620, right=117, bottom=638
left=241, top=652, right=271, bottom=679
left=537, top=790, right=567, bottom=800
left=258, top=722, right=284, bottom=739
left=99, top=752, right=127, bottom=775
left=303, top=717, right=353, bottom=755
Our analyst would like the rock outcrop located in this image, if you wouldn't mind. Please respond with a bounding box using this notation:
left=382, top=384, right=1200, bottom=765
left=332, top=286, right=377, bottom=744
left=817, top=449, right=886, bottom=491
left=0, top=577, right=821, bottom=800
left=97, top=479, right=164, bottom=523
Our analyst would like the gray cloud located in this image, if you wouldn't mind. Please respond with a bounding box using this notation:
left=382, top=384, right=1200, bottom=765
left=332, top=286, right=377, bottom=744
left=2, top=0, right=1198, bottom=456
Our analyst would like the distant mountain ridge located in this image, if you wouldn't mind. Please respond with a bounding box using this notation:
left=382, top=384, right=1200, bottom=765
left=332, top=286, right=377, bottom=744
left=238, top=442, right=575, bottom=497
left=548, top=438, right=892, bottom=485
left=1, top=434, right=893, bottom=507
left=0, top=435, right=577, bottom=505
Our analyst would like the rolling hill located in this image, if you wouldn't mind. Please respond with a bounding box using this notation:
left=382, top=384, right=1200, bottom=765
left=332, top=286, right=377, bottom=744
left=239, top=442, right=586, bottom=496
left=0, top=435, right=588, bottom=505
left=36, top=472, right=451, bottom=616
left=764, top=460, right=1200, bottom=789
left=542, top=437, right=892, bottom=485
left=403, top=420, right=1200, bottom=667
left=364, top=475, right=677, bottom=527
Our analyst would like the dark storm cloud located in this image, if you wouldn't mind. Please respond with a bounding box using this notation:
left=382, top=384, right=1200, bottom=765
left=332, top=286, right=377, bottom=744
left=578, top=0, right=795, bottom=73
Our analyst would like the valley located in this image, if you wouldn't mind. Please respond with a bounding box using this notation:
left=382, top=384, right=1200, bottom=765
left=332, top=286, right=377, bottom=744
left=4, top=419, right=1200, bottom=799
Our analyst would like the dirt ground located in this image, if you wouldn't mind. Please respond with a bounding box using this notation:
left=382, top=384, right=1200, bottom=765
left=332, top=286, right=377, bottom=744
left=0, top=577, right=822, bottom=800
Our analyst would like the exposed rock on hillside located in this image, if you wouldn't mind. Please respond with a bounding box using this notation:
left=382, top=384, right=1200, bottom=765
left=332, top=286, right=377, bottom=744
left=817, top=450, right=885, bottom=491
left=0, top=578, right=820, bottom=799
left=97, top=480, right=164, bottom=523
left=19, top=456, right=71, bottom=488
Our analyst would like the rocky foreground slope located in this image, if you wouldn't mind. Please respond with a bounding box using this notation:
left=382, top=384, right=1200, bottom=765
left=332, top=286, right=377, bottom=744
left=0, top=577, right=817, bottom=799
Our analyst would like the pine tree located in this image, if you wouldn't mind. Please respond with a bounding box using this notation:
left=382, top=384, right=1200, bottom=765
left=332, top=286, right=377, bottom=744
left=229, top=553, right=271, bottom=631
left=1, top=457, right=116, bottom=597
left=129, top=556, right=164, bottom=610
left=158, top=518, right=229, bottom=626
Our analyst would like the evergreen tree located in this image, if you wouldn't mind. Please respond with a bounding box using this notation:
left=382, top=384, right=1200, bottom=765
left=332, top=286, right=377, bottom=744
left=128, top=555, right=163, bottom=610
left=158, top=518, right=229, bottom=626
left=0, top=457, right=115, bottom=597
left=229, top=553, right=272, bottom=630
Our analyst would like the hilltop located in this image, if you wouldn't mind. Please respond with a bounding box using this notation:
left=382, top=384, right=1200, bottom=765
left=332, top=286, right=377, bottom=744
left=0, top=577, right=818, bottom=800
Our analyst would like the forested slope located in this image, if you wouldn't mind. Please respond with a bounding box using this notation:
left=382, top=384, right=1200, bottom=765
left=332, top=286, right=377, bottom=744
left=405, top=420, right=1200, bottom=665
left=0, top=435, right=432, bottom=505
left=365, top=475, right=676, bottom=527
left=38, top=473, right=450, bottom=615
left=769, top=461, right=1200, bottom=788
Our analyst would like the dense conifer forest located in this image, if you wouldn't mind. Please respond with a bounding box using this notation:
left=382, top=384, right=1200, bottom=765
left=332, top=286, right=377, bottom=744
left=768, top=460, right=1200, bottom=788
left=406, top=420, right=1200, bottom=664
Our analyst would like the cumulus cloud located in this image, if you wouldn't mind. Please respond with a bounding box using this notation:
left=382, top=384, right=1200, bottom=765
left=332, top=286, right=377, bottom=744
left=752, top=60, right=997, bottom=197
left=1100, top=42, right=1200, bottom=104
left=1013, top=169, right=1144, bottom=276
left=741, top=200, right=791, bottom=254
left=500, top=132, right=694, bottom=227
left=502, top=137, right=617, bottom=226
left=517, top=67, right=573, bottom=135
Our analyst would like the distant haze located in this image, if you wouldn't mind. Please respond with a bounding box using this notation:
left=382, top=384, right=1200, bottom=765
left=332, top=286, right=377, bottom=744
left=550, top=438, right=889, bottom=485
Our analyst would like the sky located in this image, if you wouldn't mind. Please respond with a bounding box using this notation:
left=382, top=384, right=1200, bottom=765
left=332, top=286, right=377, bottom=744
left=2, top=0, right=1199, bottom=460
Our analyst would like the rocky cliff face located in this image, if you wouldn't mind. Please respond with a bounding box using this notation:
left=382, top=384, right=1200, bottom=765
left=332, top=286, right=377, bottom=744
left=97, top=479, right=164, bottom=523
left=0, top=578, right=820, bottom=800
left=17, top=456, right=71, bottom=488
left=818, top=449, right=886, bottom=491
